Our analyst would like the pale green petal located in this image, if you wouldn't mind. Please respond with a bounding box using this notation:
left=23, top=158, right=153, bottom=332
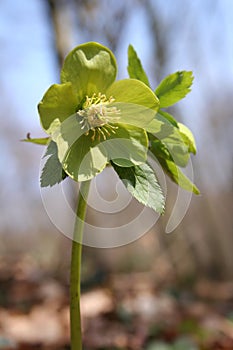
left=61, top=42, right=117, bottom=103
left=107, top=79, right=159, bottom=111
left=38, top=83, right=77, bottom=132
left=51, top=114, right=84, bottom=162
left=109, top=102, right=157, bottom=130
left=62, top=134, right=108, bottom=182
left=51, top=114, right=149, bottom=181
left=107, top=123, right=148, bottom=167
left=50, top=113, right=108, bottom=182
left=145, top=112, right=180, bottom=134
left=178, top=122, right=197, bottom=154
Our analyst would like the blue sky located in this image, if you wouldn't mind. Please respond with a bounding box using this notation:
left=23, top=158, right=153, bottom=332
left=0, top=0, right=58, bottom=131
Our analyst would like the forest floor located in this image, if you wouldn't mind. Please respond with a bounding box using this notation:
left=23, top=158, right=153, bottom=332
left=0, top=257, right=233, bottom=350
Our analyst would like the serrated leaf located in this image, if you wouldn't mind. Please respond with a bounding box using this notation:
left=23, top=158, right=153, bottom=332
left=127, top=44, right=150, bottom=87
left=40, top=141, right=67, bottom=187
left=43, top=140, right=57, bottom=157
left=155, top=71, right=194, bottom=108
left=112, top=162, right=165, bottom=214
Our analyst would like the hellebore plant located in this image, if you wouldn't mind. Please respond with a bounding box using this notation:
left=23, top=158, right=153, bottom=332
left=24, top=42, right=199, bottom=349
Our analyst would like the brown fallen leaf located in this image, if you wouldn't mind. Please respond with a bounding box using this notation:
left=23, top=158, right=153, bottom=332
left=81, top=288, right=113, bottom=318
left=0, top=305, right=69, bottom=346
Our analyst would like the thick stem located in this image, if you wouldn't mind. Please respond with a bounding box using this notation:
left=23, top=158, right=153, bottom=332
left=70, top=180, right=91, bottom=350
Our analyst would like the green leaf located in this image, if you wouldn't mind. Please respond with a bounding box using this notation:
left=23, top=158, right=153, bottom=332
left=112, top=162, right=165, bottom=214
left=155, top=71, right=194, bottom=108
left=61, top=42, right=117, bottom=103
left=156, top=157, right=200, bottom=194
left=152, top=138, right=189, bottom=168
left=40, top=141, right=67, bottom=187
left=21, top=135, right=50, bottom=145
left=107, top=79, right=159, bottom=111
left=149, top=137, right=171, bottom=160
left=38, top=82, right=77, bottom=132
left=147, top=118, right=190, bottom=168
left=178, top=122, right=197, bottom=154
left=127, top=44, right=150, bottom=87
left=158, top=110, right=178, bottom=127
left=149, top=135, right=199, bottom=194
left=159, top=138, right=190, bottom=168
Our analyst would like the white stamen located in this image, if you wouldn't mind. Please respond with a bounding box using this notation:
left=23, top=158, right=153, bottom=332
left=76, top=93, right=120, bottom=141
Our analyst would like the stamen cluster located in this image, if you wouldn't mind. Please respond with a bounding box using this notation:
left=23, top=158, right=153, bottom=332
left=77, top=93, right=120, bottom=141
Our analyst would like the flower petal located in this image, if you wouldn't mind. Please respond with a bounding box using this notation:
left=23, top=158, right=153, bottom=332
left=107, top=79, right=159, bottom=110
left=61, top=42, right=117, bottom=102
left=109, top=102, right=157, bottom=130
left=106, top=123, right=148, bottom=167
left=51, top=114, right=149, bottom=181
left=50, top=114, right=108, bottom=182
left=38, top=83, right=77, bottom=132
left=62, top=134, right=108, bottom=182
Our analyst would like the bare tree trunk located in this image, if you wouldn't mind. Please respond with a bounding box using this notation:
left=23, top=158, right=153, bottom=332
left=45, top=0, right=74, bottom=67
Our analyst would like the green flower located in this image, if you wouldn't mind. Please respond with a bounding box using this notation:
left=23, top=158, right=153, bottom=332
left=38, top=42, right=160, bottom=182
left=23, top=41, right=199, bottom=215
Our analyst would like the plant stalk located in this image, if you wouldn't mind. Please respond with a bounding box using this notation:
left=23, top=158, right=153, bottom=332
left=70, top=180, right=91, bottom=350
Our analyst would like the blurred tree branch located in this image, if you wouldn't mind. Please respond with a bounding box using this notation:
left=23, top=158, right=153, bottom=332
left=46, top=0, right=74, bottom=66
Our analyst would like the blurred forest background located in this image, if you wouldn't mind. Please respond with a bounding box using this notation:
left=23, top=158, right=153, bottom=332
left=0, top=0, right=233, bottom=349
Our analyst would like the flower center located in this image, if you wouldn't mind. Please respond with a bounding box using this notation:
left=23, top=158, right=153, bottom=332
left=77, top=93, right=120, bottom=141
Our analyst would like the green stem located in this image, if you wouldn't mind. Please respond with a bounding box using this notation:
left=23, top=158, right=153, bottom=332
left=70, top=180, right=91, bottom=350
